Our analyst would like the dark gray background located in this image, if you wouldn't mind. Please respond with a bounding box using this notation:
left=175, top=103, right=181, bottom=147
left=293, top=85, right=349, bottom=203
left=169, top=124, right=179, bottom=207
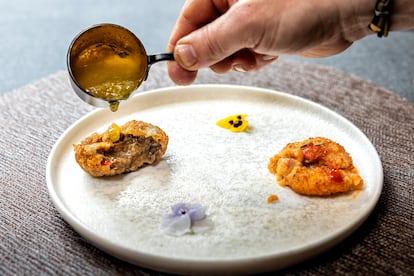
left=1, top=0, right=413, bottom=102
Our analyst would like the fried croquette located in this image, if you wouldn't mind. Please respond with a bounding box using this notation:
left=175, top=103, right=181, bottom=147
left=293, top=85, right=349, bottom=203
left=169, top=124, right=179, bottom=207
left=73, top=120, right=168, bottom=177
left=268, top=137, right=363, bottom=196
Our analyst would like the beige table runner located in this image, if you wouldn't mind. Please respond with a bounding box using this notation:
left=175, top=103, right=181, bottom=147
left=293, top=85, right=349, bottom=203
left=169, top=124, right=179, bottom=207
left=1, top=59, right=413, bottom=275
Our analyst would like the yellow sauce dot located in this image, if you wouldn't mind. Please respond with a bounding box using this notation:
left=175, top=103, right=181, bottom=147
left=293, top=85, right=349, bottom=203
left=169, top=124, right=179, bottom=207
left=107, top=123, right=121, bottom=142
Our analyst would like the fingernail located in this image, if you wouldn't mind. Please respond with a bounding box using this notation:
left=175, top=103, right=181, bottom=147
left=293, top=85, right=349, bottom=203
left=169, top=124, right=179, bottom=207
left=262, top=55, right=277, bottom=61
left=175, top=44, right=198, bottom=69
left=233, top=64, right=247, bottom=72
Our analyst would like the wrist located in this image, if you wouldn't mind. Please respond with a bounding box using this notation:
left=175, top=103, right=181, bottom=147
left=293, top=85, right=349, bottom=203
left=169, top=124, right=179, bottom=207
left=337, top=0, right=375, bottom=42
left=388, top=0, right=414, bottom=31
left=339, top=0, right=414, bottom=42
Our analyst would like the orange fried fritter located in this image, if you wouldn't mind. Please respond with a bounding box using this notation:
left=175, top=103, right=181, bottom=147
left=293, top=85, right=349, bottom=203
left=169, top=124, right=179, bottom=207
left=268, top=137, right=363, bottom=196
left=73, top=120, right=168, bottom=177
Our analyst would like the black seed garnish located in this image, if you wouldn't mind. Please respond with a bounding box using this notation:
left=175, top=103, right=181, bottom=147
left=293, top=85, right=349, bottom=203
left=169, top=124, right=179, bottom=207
left=233, top=121, right=243, bottom=128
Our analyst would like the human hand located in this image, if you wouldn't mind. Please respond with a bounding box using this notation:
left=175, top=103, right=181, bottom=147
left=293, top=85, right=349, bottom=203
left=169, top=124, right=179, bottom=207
left=167, top=0, right=372, bottom=85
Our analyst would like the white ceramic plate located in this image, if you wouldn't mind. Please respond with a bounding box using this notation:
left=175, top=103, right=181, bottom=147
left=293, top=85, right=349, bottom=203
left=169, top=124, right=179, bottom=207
left=46, top=85, right=383, bottom=274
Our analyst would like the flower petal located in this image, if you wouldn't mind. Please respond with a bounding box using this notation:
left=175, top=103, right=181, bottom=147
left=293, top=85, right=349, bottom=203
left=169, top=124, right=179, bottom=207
left=187, top=204, right=207, bottom=221
left=170, top=203, right=188, bottom=216
left=160, top=213, right=191, bottom=236
left=216, top=114, right=248, bottom=132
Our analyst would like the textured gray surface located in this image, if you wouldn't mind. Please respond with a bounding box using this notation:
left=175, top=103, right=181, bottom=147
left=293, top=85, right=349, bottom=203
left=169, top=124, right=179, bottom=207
left=0, top=0, right=413, bottom=103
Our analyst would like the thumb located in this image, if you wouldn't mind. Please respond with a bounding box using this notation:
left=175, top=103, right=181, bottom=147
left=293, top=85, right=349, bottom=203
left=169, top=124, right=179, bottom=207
left=173, top=6, right=257, bottom=71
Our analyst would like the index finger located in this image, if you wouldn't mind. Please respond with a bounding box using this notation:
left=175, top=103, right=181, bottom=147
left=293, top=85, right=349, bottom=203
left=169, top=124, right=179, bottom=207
left=167, top=0, right=232, bottom=51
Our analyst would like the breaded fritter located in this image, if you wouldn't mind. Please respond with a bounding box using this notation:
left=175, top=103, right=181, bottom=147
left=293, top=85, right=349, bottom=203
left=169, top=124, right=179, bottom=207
left=268, top=137, right=363, bottom=196
left=73, top=120, right=168, bottom=177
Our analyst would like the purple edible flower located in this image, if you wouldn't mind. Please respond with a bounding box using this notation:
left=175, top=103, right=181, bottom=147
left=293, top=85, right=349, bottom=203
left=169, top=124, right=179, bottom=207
left=160, top=203, right=213, bottom=236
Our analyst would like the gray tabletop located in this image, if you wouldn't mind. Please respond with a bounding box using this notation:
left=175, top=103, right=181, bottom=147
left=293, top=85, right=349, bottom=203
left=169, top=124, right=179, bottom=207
left=1, top=59, right=413, bottom=275
left=1, top=0, right=413, bottom=103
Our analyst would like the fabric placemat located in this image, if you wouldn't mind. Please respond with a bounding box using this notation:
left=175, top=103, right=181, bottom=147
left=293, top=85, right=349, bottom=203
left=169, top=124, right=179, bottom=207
left=0, top=59, right=413, bottom=275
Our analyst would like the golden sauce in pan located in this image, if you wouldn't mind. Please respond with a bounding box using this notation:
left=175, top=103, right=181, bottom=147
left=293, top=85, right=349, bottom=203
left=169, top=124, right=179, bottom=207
left=71, top=43, right=146, bottom=112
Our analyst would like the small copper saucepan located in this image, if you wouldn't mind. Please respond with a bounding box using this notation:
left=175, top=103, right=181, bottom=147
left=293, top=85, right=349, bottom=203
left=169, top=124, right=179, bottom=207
left=67, top=23, right=173, bottom=111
